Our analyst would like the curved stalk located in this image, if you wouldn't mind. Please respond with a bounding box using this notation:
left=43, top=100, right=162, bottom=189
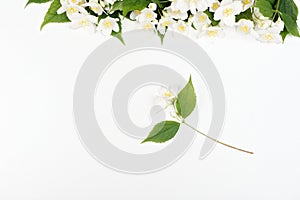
left=183, top=121, right=254, bottom=155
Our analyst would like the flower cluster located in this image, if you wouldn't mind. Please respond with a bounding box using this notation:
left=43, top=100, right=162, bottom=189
left=28, top=0, right=299, bottom=43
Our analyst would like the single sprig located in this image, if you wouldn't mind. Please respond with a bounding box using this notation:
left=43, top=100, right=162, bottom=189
left=142, top=76, right=254, bottom=155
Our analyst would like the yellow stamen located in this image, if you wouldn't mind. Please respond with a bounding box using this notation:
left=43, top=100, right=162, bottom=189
left=162, top=21, right=171, bottom=27
left=103, top=21, right=113, bottom=28
left=264, top=33, right=274, bottom=41
left=240, top=25, right=249, bottom=33
left=212, top=2, right=220, bottom=11
left=224, top=8, right=233, bottom=16
left=199, top=15, right=206, bottom=22
left=207, top=30, right=217, bottom=37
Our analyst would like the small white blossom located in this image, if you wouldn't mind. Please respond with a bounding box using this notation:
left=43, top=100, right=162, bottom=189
left=241, top=0, right=254, bottom=11
left=236, top=19, right=256, bottom=35
left=69, top=14, right=98, bottom=32
left=192, top=12, right=211, bottom=29
left=104, top=0, right=116, bottom=5
left=137, top=8, right=157, bottom=22
left=256, top=29, right=282, bottom=43
left=207, top=0, right=220, bottom=12
left=97, top=17, right=119, bottom=36
left=148, top=3, right=157, bottom=11
left=214, top=0, right=243, bottom=26
left=68, top=0, right=85, bottom=5
left=157, top=17, right=175, bottom=33
left=201, top=26, right=225, bottom=38
left=165, top=6, right=188, bottom=20
left=172, top=20, right=190, bottom=34
left=255, top=18, right=284, bottom=43
left=171, top=0, right=209, bottom=13
left=155, top=87, right=177, bottom=108
left=57, top=4, right=88, bottom=19
left=139, top=21, right=158, bottom=31
left=82, top=1, right=104, bottom=15
left=129, top=10, right=142, bottom=20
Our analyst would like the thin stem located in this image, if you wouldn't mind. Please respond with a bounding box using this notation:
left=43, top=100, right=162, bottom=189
left=272, top=0, right=281, bottom=21
left=183, top=121, right=254, bottom=155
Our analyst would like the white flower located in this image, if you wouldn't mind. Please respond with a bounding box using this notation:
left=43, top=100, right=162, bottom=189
left=208, top=0, right=220, bottom=12
left=139, top=21, right=158, bottom=31
left=165, top=6, right=188, bottom=20
left=129, top=10, right=142, bottom=20
left=241, top=0, right=254, bottom=11
left=97, top=17, right=119, bottom=36
left=236, top=19, right=256, bottom=35
left=69, top=14, right=98, bottom=32
left=148, top=3, right=157, bottom=11
left=157, top=17, right=175, bottom=33
left=256, top=29, right=282, bottom=43
left=57, top=4, right=88, bottom=19
left=82, top=2, right=104, bottom=15
left=172, top=20, right=190, bottom=34
left=201, top=26, right=225, bottom=38
left=104, top=0, right=116, bottom=5
left=255, top=18, right=273, bottom=30
left=214, top=0, right=243, bottom=26
left=137, top=8, right=157, bottom=22
left=68, top=0, right=85, bottom=5
left=155, top=87, right=177, bottom=108
left=192, top=12, right=211, bottom=29
left=171, top=0, right=209, bottom=13
left=255, top=18, right=284, bottom=43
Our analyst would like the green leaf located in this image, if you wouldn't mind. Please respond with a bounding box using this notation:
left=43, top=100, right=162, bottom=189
left=204, top=10, right=220, bottom=26
left=26, top=0, right=52, bottom=7
left=111, top=0, right=151, bottom=16
left=280, top=27, right=289, bottom=41
left=40, top=0, right=70, bottom=30
left=255, top=0, right=274, bottom=18
left=110, top=13, right=125, bottom=45
left=236, top=8, right=253, bottom=22
left=278, top=0, right=300, bottom=37
left=176, top=76, right=196, bottom=119
left=142, top=121, right=180, bottom=143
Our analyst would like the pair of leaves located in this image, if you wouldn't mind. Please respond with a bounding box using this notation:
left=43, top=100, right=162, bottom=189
left=142, top=77, right=196, bottom=144
left=255, top=0, right=300, bottom=40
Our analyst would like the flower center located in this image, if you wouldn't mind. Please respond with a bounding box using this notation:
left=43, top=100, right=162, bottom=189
left=243, top=0, right=250, bottom=5
left=79, top=19, right=88, bottom=27
left=143, top=23, right=153, bottom=29
left=67, top=7, right=77, bottom=14
left=212, top=2, right=220, bottom=11
left=208, top=30, right=217, bottom=37
left=162, top=21, right=171, bottom=27
left=91, top=6, right=100, bottom=13
left=264, top=33, right=274, bottom=41
left=224, top=8, right=233, bottom=16
left=146, top=13, right=153, bottom=19
left=240, top=25, right=249, bottom=33
left=164, top=91, right=173, bottom=97
left=199, top=15, right=206, bottom=22
left=134, top=10, right=141, bottom=15
left=178, top=25, right=186, bottom=32
left=103, top=21, right=113, bottom=28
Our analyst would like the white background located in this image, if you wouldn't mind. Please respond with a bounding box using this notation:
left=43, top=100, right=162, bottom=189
left=1, top=1, right=300, bottom=199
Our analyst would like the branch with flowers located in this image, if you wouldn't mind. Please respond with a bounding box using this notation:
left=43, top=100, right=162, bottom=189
left=26, top=0, right=299, bottom=43
left=142, top=76, right=254, bottom=155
